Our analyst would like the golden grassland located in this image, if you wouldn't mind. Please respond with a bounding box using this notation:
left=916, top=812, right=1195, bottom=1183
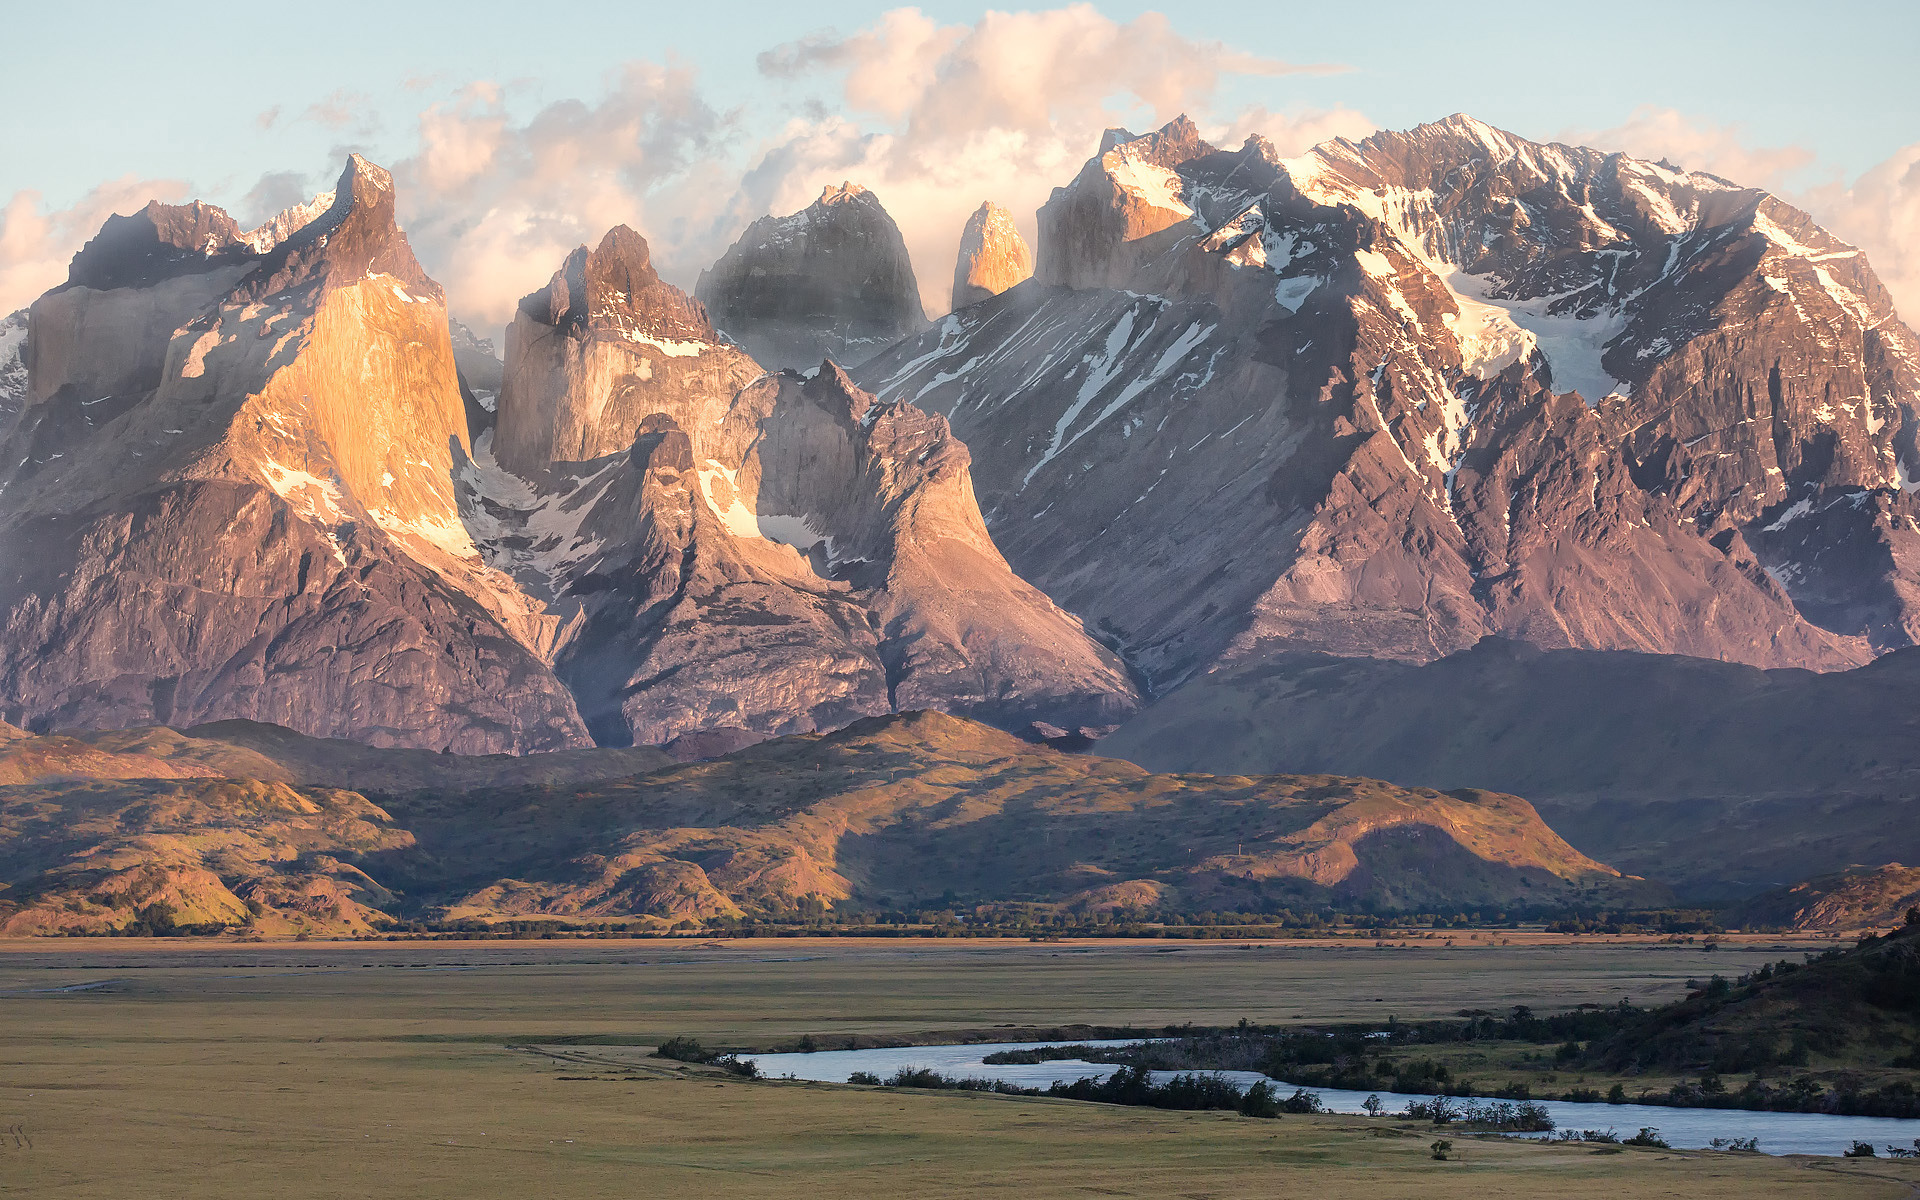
left=2, top=936, right=1914, bottom=1198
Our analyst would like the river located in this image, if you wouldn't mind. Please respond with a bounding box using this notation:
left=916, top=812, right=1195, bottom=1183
left=741, top=1039, right=1920, bottom=1158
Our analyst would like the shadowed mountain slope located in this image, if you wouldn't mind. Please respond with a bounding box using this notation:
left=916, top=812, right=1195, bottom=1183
left=1103, top=637, right=1920, bottom=898
left=859, top=115, right=1920, bottom=690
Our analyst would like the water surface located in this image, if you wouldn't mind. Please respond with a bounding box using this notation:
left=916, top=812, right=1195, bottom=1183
left=742, top=1040, right=1920, bottom=1158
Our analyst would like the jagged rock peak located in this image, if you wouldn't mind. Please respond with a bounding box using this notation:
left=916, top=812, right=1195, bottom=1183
left=1127, top=113, right=1213, bottom=166
left=1241, top=133, right=1281, bottom=164
left=519, top=224, right=713, bottom=343
left=230, top=154, right=439, bottom=305
left=1037, top=114, right=1220, bottom=290
left=951, top=202, right=1034, bottom=310
left=54, top=156, right=432, bottom=304
left=695, top=181, right=927, bottom=371
left=63, top=199, right=251, bottom=292
left=804, top=358, right=891, bottom=427
left=241, top=189, right=336, bottom=255
left=817, top=181, right=872, bottom=207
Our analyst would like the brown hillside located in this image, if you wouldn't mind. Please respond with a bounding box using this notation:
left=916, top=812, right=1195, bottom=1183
left=390, top=711, right=1663, bottom=922
left=1729, top=864, right=1920, bottom=933
left=0, top=712, right=1661, bottom=933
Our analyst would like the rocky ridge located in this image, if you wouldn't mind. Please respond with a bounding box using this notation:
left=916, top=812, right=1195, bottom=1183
left=697, top=183, right=927, bottom=370
left=860, top=114, right=1920, bottom=689
left=0, top=157, right=592, bottom=751
left=1727, top=864, right=1920, bottom=932
left=0, top=168, right=1138, bottom=753
left=473, top=227, right=1138, bottom=745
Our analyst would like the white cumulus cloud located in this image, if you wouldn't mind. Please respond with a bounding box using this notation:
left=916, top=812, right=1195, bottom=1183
left=387, top=64, right=739, bottom=333
left=740, top=4, right=1355, bottom=315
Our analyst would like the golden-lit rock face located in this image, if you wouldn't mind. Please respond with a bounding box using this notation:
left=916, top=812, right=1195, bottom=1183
left=0, top=155, right=588, bottom=753
left=952, top=202, right=1034, bottom=310
left=0, top=170, right=1134, bottom=754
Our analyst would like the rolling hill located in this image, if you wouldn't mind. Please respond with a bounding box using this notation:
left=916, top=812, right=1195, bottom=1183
left=0, top=712, right=1660, bottom=934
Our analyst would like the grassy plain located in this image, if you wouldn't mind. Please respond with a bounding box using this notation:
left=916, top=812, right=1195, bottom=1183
left=1, top=936, right=1914, bottom=1198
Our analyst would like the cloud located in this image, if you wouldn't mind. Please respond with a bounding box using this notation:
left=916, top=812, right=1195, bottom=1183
left=1569, top=106, right=1920, bottom=326
left=743, top=5, right=1355, bottom=314
left=236, top=171, right=317, bottom=227
left=1210, top=104, right=1377, bottom=158
left=386, top=63, right=738, bottom=332
left=0, top=175, right=191, bottom=315
left=1568, top=105, right=1816, bottom=192
left=1804, top=143, right=1920, bottom=326
left=302, top=89, right=377, bottom=133
left=0, top=10, right=1361, bottom=335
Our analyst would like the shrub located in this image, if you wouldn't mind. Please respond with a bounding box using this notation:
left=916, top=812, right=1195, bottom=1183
left=1844, top=1141, right=1877, bottom=1158
left=717, top=1055, right=759, bottom=1079
left=847, top=1071, right=881, bottom=1085
left=1430, top=1139, right=1453, bottom=1161
left=1623, top=1127, right=1669, bottom=1148
left=655, top=1037, right=714, bottom=1063
left=1238, top=1081, right=1280, bottom=1118
left=1278, top=1087, right=1324, bottom=1114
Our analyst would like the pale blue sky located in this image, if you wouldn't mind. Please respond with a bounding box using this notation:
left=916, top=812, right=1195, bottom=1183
left=4, top=0, right=1915, bottom=328
left=8, top=0, right=1913, bottom=209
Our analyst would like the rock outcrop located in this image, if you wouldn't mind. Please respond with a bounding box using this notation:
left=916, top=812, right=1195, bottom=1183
left=0, top=157, right=589, bottom=751
left=474, top=230, right=1138, bottom=746
left=1727, top=863, right=1920, bottom=932
left=494, top=225, right=764, bottom=476
left=449, top=317, right=503, bottom=401
left=696, top=183, right=927, bottom=370
left=1037, top=115, right=1214, bottom=291
left=860, top=114, right=1920, bottom=690
left=0, top=308, right=25, bottom=444
left=952, top=202, right=1034, bottom=309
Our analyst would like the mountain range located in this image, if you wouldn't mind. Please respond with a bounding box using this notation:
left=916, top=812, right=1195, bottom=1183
left=2, top=112, right=1917, bottom=917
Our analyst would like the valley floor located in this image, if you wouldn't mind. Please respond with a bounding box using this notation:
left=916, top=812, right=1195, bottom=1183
left=0, top=937, right=1908, bottom=1198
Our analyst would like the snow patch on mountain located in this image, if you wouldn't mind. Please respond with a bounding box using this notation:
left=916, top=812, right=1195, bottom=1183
left=457, top=431, right=613, bottom=601
left=1109, top=150, right=1192, bottom=221
left=1296, top=178, right=1629, bottom=403
left=242, top=190, right=336, bottom=254
left=1020, top=303, right=1216, bottom=488
left=0, top=310, right=27, bottom=425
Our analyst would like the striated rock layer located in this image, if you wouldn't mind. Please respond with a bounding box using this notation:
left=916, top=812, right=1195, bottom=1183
left=696, top=183, right=927, bottom=371
left=860, top=114, right=1920, bottom=689
left=952, top=202, right=1034, bottom=309
left=0, top=157, right=589, bottom=751
left=475, top=228, right=1139, bottom=746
